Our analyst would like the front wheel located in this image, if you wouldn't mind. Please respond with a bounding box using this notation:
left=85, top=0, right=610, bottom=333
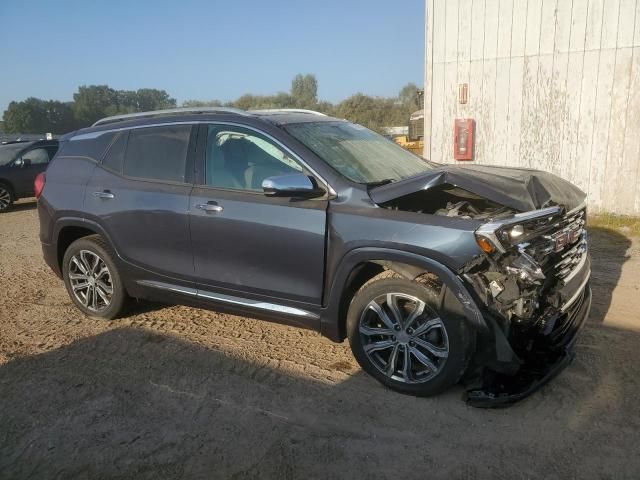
left=62, top=235, right=129, bottom=319
left=347, top=274, right=472, bottom=397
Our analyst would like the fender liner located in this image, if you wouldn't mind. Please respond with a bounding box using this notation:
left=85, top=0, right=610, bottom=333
left=321, top=247, right=489, bottom=342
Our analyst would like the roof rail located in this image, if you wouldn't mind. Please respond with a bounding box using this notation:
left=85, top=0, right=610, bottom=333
left=91, top=107, right=248, bottom=127
left=249, top=109, right=327, bottom=116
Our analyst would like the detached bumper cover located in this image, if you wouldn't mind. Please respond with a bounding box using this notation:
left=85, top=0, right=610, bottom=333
left=465, top=281, right=592, bottom=408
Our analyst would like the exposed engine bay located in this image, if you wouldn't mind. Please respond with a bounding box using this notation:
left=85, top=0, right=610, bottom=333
left=381, top=184, right=517, bottom=220
left=380, top=183, right=590, bottom=406
left=381, top=184, right=587, bottom=328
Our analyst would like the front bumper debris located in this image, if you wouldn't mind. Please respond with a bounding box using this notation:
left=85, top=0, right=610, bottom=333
left=465, top=282, right=592, bottom=408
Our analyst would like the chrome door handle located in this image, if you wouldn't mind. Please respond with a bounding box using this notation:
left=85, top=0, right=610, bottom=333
left=93, top=191, right=115, bottom=199
left=196, top=203, right=223, bottom=213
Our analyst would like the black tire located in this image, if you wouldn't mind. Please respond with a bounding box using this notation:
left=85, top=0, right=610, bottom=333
left=62, top=235, right=129, bottom=319
left=0, top=182, right=14, bottom=212
left=347, top=273, right=473, bottom=397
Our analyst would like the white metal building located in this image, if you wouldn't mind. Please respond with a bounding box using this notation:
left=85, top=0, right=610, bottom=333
left=424, top=0, right=640, bottom=215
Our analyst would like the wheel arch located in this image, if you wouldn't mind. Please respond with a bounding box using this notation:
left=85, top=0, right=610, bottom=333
left=54, top=218, right=118, bottom=273
left=0, top=178, right=15, bottom=197
left=321, top=248, right=488, bottom=342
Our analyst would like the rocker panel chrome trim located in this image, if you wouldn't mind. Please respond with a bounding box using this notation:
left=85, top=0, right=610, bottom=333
left=137, top=280, right=319, bottom=319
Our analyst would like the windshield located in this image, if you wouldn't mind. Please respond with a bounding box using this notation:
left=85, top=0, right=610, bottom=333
left=285, top=121, right=432, bottom=184
left=0, top=143, right=29, bottom=166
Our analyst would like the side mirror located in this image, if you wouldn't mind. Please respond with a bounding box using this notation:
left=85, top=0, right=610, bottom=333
left=262, top=173, right=325, bottom=198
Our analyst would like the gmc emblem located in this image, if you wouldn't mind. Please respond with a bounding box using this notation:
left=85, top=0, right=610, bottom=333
left=553, top=228, right=581, bottom=252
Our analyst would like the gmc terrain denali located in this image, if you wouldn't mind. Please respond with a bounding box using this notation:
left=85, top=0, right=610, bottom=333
left=37, top=108, right=591, bottom=406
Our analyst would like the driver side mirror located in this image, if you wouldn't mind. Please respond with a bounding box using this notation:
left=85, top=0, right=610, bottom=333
left=262, top=173, right=325, bottom=198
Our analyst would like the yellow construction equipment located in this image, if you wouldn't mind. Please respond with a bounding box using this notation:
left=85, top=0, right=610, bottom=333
left=393, top=89, right=425, bottom=156
left=394, top=109, right=424, bottom=156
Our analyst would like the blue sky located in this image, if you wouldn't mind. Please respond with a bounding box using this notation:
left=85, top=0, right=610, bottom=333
left=0, top=0, right=425, bottom=113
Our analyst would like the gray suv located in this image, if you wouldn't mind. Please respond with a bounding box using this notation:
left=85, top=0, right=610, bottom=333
left=37, top=108, right=591, bottom=406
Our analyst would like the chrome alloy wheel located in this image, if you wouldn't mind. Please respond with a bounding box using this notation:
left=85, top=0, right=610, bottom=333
left=68, top=250, right=113, bottom=312
left=0, top=187, right=11, bottom=211
left=359, top=293, right=449, bottom=384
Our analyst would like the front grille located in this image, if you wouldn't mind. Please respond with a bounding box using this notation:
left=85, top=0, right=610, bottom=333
left=521, top=208, right=587, bottom=284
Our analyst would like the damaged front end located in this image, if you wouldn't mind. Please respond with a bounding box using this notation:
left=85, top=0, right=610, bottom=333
left=463, top=204, right=591, bottom=407
left=377, top=178, right=591, bottom=407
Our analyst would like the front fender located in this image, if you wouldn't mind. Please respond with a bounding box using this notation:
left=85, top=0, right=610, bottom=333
left=321, top=247, right=488, bottom=342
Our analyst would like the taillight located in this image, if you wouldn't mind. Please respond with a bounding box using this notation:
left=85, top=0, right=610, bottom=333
left=34, top=173, right=46, bottom=199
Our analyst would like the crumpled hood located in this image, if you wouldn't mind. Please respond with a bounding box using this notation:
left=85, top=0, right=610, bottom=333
left=369, top=163, right=586, bottom=212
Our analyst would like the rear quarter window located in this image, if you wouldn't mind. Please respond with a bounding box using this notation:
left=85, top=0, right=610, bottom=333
left=57, top=132, right=117, bottom=161
left=101, top=132, right=128, bottom=174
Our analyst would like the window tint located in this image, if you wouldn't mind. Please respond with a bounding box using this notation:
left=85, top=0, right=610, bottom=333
left=22, top=148, right=50, bottom=165
left=205, top=125, right=302, bottom=191
left=58, top=131, right=116, bottom=160
left=102, top=132, right=128, bottom=173
left=123, top=125, right=191, bottom=182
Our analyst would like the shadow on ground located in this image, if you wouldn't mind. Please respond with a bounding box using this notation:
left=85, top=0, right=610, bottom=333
left=587, top=226, right=632, bottom=323
left=6, top=200, right=37, bottom=213
left=0, top=229, right=637, bottom=479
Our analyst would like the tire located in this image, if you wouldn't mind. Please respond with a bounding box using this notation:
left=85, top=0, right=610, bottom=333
left=62, top=235, right=129, bottom=319
left=347, top=273, right=473, bottom=397
left=0, top=183, right=14, bottom=212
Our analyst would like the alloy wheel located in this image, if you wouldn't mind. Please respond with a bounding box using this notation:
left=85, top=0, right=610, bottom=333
left=358, top=292, right=449, bottom=384
left=0, top=187, right=11, bottom=211
left=68, top=250, right=113, bottom=312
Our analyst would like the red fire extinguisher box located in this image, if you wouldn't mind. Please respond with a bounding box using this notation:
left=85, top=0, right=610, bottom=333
left=453, top=119, right=475, bottom=161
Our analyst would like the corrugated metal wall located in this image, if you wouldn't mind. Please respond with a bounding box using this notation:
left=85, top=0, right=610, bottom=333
left=424, top=0, right=640, bottom=215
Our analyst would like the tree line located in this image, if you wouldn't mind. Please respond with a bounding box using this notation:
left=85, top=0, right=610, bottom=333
left=1, top=74, right=421, bottom=135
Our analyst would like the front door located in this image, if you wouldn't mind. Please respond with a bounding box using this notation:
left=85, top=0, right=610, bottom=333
left=189, top=123, right=328, bottom=305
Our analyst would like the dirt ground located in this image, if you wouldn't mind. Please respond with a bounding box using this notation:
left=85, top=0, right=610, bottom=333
left=1, top=200, right=639, bottom=480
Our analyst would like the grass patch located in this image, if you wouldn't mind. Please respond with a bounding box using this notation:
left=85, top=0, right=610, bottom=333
left=589, top=213, right=640, bottom=237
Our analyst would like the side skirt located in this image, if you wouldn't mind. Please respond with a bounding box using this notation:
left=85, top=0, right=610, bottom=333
left=136, top=279, right=321, bottom=330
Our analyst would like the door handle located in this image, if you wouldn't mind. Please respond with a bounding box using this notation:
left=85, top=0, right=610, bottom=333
left=195, top=203, right=223, bottom=213
left=93, top=190, right=115, bottom=199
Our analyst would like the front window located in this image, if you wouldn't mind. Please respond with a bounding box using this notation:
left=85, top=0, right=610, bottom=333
left=205, top=125, right=303, bottom=191
left=285, top=121, right=432, bottom=184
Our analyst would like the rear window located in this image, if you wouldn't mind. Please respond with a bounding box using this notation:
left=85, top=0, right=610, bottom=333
left=123, top=125, right=191, bottom=182
left=0, top=143, right=31, bottom=166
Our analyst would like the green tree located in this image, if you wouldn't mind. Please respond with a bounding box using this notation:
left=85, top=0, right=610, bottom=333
left=336, top=94, right=405, bottom=132
left=73, top=85, right=176, bottom=126
left=229, top=92, right=295, bottom=110
left=72, top=85, right=118, bottom=126
left=2, top=98, right=77, bottom=134
left=398, top=82, right=420, bottom=111
left=290, top=74, right=318, bottom=108
left=134, top=88, right=176, bottom=111
left=182, top=99, right=223, bottom=108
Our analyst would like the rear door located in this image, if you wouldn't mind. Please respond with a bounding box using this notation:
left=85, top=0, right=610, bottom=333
left=85, top=124, right=197, bottom=281
left=189, top=123, right=328, bottom=304
left=13, top=144, right=57, bottom=196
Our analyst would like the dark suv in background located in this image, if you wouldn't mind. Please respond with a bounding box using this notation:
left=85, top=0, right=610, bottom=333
left=37, top=108, right=591, bottom=406
left=0, top=139, right=59, bottom=211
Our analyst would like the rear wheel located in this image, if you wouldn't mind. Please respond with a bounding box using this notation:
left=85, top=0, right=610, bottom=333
left=0, top=183, right=14, bottom=212
left=62, top=235, right=128, bottom=319
left=347, top=274, right=472, bottom=397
